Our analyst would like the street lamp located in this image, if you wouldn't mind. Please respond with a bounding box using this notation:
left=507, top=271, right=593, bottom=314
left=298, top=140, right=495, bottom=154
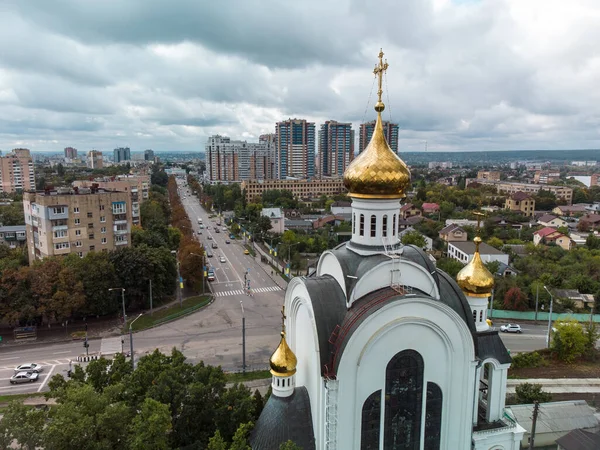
left=171, top=250, right=183, bottom=307
left=240, top=300, right=246, bottom=374
left=189, top=252, right=205, bottom=295
left=129, top=313, right=143, bottom=370
left=108, top=288, right=127, bottom=328
left=543, top=286, right=554, bottom=348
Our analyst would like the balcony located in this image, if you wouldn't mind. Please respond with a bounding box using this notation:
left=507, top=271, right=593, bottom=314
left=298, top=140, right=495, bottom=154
left=114, top=239, right=128, bottom=246
left=48, top=209, right=69, bottom=220
left=114, top=219, right=128, bottom=225
left=113, top=228, right=128, bottom=235
left=52, top=225, right=68, bottom=232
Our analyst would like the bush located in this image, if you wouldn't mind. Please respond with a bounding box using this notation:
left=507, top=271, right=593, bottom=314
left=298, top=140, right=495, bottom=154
left=511, top=351, right=543, bottom=369
left=515, top=383, right=552, bottom=404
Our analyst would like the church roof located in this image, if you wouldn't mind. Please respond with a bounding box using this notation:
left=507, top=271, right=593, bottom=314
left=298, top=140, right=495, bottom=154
left=472, top=329, right=512, bottom=365
left=249, top=386, right=315, bottom=450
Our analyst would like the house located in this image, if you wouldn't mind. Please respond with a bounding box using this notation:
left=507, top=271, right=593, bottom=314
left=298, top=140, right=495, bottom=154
left=261, top=207, right=285, bottom=234
left=399, top=203, right=421, bottom=219
left=0, top=225, right=27, bottom=248
left=556, top=429, right=600, bottom=450
left=551, top=289, right=595, bottom=309
left=421, top=202, right=440, bottom=215
left=312, top=214, right=346, bottom=229
left=504, top=191, right=535, bottom=217
left=578, top=213, right=600, bottom=230
left=533, top=227, right=574, bottom=250
left=537, top=213, right=568, bottom=228
left=496, top=262, right=518, bottom=277
left=447, top=241, right=509, bottom=265
left=285, top=219, right=314, bottom=231
left=503, top=244, right=528, bottom=258
left=553, top=205, right=588, bottom=217
left=439, top=224, right=468, bottom=243
left=398, top=227, right=432, bottom=251
left=330, top=201, right=352, bottom=215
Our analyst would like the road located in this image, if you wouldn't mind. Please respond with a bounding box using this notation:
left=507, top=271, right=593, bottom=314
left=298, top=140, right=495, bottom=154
left=0, top=181, right=557, bottom=395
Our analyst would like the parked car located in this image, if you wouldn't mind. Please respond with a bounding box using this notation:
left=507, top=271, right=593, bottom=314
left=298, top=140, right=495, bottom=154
left=500, top=324, right=522, bottom=333
left=14, top=363, right=43, bottom=373
left=10, top=372, right=39, bottom=384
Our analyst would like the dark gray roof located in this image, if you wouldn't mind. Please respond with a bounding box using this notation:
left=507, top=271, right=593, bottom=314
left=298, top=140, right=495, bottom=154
left=473, top=330, right=512, bottom=364
left=250, top=386, right=315, bottom=450
left=555, top=429, right=600, bottom=450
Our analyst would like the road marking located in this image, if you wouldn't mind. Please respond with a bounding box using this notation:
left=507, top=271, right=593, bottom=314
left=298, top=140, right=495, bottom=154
left=53, top=351, right=72, bottom=355
left=38, top=365, right=55, bottom=392
left=0, top=357, right=19, bottom=361
left=214, top=286, right=282, bottom=297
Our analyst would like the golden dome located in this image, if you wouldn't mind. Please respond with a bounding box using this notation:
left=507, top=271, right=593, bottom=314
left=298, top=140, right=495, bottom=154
left=456, top=236, right=495, bottom=297
left=269, top=331, right=297, bottom=377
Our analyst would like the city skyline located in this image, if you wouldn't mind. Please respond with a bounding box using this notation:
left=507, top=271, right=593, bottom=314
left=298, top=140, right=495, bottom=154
left=0, top=1, right=599, bottom=153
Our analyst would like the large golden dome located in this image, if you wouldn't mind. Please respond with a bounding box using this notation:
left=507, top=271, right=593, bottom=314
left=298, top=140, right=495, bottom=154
left=456, top=236, right=495, bottom=297
left=269, top=331, right=297, bottom=377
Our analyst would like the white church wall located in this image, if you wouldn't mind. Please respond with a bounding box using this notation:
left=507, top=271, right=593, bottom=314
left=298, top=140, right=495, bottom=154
left=316, top=251, right=347, bottom=299
left=335, top=297, right=477, bottom=450
left=348, top=259, right=440, bottom=306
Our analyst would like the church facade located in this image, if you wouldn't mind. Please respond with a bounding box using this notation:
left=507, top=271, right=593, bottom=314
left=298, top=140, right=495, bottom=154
left=251, top=50, right=525, bottom=450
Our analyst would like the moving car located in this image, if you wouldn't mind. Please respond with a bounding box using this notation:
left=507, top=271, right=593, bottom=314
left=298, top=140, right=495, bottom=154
left=207, top=269, right=215, bottom=281
left=244, top=249, right=250, bottom=255
left=10, top=372, right=39, bottom=384
left=225, top=239, right=230, bottom=244
left=14, top=363, right=43, bottom=373
left=212, top=243, right=218, bottom=249
left=500, top=324, right=522, bottom=333
left=207, top=235, right=212, bottom=240
left=222, top=227, right=227, bottom=232
left=220, top=256, right=226, bottom=263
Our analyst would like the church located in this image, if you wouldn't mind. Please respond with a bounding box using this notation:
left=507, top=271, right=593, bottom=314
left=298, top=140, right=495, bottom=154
left=251, top=50, right=526, bottom=450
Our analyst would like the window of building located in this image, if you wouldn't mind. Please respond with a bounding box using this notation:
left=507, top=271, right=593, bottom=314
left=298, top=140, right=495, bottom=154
left=88, top=223, right=93, bottom=229
left=361, top=390, right=381, bottom=449
left=370, top=215, right=376, bottom=238
left=73, top=207, right=79, bottom=213
left=90, top=245, right=95, bottom=251
left=382, top=215, right=388, bottom=238
left=424, top=383, right=443, bottom=449
left=112, top=202, right=126, bottom=214
left=54, top=242, right=69, bottom=250
left=392, top=214, right=396, bottom=236
left=88, top=234, right=94, bottom=240
left=353, top=213, right=356, bottom=234
left=100, top=216, right=106, bottom=223
left=479, top=310, right=483, bottom=322
left=52, top=207, right=66, bottom=215
left=75, top=230, right=81, bottom=236
left=75, top=241, right=82, bottom=247
left=473, top=310, right=477, bottom=322
left=101, top=227, right=106, bottom=233
left=54, top=230, right=67, bottom=238
left=360, top=214, right=365, bottom=236
left=100, top=205, right=105, bottom=211
left=101, top=238, right=107, bottom=244
left=77, top=252, right=83, bottom=258
left=74, top=218, right=80, bottom=225
left=87, top=212, right=93, bottom=218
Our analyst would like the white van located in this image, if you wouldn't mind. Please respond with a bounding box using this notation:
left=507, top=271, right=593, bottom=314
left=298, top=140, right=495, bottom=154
left=197, top=217, right=203, bottom=224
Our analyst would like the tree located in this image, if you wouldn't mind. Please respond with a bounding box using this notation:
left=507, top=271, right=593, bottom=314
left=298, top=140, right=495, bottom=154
left=0, top=401, right=46, bottom=450
left=551, top=319, right=587, bottom=363
left=57, top=163, right=65, bottom=177
left=151, top=169, right=169, bottom=187
left=504, top=287, right=527, bottom=311
left=515, top=382, right=552, bottom=404
left=129, top=398, right=172, bottom=450
left=401, top=231, right=427, bottom=249
left=436, top=258, right=465, bottom=278
left=280, top=441, right=303, bottom=450
left=229, top=422, right=254, bottom=450
left=208, top=431, right=228, bottom=450
left=484, top=260, right=500, bottom=276
left=487, top=237, right=504, bottom=250
left=586, top=233, right=600, bottom=250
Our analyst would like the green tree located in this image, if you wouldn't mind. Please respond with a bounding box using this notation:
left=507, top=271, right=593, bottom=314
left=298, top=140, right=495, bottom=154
left=484, top=260, right=500, bottom=276
left=0, top=401, right=46, bottom=450
left=229, top=422, right=254, bottom=450
left=280, top=441, right=303, bottom=450
left=208, top=431, right=228, bottom=450
left=487, top=237, right=504, bottom=250
left=583, top=322, right=599, bottom=360
left=515, top=383, right=552, bottom=404
left=57, top=163, right=65, bottom=177
left=552, top=319, right=587, bottom=363
left=129, top=398, right=172, bottom=450
left=586, top=233, right=600, bottom=250
left=401, top=231, right=427, bottom=249
left=436, top=258, right=465, bottom=278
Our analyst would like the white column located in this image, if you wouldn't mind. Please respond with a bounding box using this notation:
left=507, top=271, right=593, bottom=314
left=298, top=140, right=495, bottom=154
left=486, top=364, right=509, bottom=422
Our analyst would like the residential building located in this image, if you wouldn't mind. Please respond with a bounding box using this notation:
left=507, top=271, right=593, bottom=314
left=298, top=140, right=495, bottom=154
left=533, top=170, right=561, bottom=184
left=0, top=225, right=27, bottom=248
left=537, top=214, right=567, bottom=228
left=113, top=147, right=131, bottom=163
left=550, top=289, right=595, bottom=309
left=276, top=119, right=315, bottom=179
left=330, top=201, right=352, bottom=215
left=261, top=207, right=285, bottom=234
left=358, top=119, right=399, bottom=154
left=87, top=150, right=104, bottom=169
left=533, top=227, right=573, bottom=250
left=64, top=147, right=77, bottom=159
left=205, top=135, right=274, bottom=182
left=318, top=121, right=354, bottom=178
left=465, top=179, right=573, bottom=204
left=504, top=191, right=535, bottom=217
left=144, top=149, right=154, bottom=161
left=552, top=205, right=587, bottom=216
left=439, top=224, right=468, bottom=242
left=399, top=203, right=421, bottom=220
left=428, top=161, right=453, bottom=169
left=422, top=202, right=440, bottom=215
left=591, top=174, right=600, bottom=186
left=72, top=175, right=149, bottom=225
left=476, top=171, right=501, bottom=181
left=578, top=213, right=600, bottom=230
left=23, top=187, right=133, bottom=263
left=241, top=178, right=346, bottom=203
left=448, top=241, right=509, bottom=265
left=0, top=148, right=35, bottom=193
left=571, top=161, right=597, bottom=167
left=257, top=134, right=277, bottom=180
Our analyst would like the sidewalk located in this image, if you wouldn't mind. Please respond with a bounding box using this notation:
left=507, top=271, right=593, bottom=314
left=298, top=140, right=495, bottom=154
left=253, top=252, right=289, bottom=290
left=506, top=378, right=600, bottom=394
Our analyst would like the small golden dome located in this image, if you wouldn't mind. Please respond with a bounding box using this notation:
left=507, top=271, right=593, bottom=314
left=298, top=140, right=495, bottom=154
left=269, top=331, right=297, bottom=377
left=456, top=236, right=495, bottom=297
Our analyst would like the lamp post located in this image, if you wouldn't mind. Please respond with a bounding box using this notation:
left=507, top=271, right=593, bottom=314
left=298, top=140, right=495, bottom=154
left=240, top=300, right=246, bottom=374
left=129, top=313, right=143, bottom=370
left=108, top=288, right=127, bottom=328
left=189, top=252, right=205, bottom=295
left=543, top=286, right=554, bottom=348
left=171, top=250, right=182, bottom=307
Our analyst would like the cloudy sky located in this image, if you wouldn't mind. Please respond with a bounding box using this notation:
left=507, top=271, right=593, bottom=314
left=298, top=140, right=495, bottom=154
left=1, top=0, right=599, bottom=153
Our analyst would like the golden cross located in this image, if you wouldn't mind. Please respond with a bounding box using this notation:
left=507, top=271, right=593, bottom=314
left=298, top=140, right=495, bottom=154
left=473, top=211, right=486, bottom=231
left=281, top=305, right=286, bottom=333
left=373, top=48, right=389, bottom=106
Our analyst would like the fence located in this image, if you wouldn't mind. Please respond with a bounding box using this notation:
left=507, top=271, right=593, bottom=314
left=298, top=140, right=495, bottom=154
left=489, top=309, right=600, bottom=323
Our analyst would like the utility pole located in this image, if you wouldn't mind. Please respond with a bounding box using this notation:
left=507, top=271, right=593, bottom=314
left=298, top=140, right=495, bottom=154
left=129, top=314, right=143, bottom=371
left=529, top=401, right=540, bottom=450
left=489, top=288, right=495, bottom=320
left=534, top=283, right=539, bottom=324
left=149, top=279, right=153, bottom=316
left=240, top=301, right=246, bottom=374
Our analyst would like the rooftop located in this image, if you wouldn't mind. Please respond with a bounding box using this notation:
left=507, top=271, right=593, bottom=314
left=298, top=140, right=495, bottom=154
left=510, top=191, right=533, bottom=201
left=450, top=241, right=506, bottom=256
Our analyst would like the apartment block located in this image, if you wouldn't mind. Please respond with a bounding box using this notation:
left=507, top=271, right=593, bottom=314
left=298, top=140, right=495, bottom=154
left=0, top=148, right=35, bottom=193
left=429, top=162, right=453, bottom=169
left=144, top=149, right=155, bottom=161
left=504, top=191, right=535, bottom=217
left=23, top=187, right=132, bottom=263
left=358, top=120, right=399, bottom=154
left=241, top=178, right=346, bottom=203
left=113, top=147, right=131, bottom=163
left=534, top=170, right=560, bottom=184
left=72, top=174, right=149, bottom=225
left=0, top=225, right=27, bottom=248
left=205, top=135, right=274, bottom=182
left=87, top=150, right=104, bottom=169
left=466, top=179, right=573, bottom=204
left=64, top=147, right=78, bottom=159
left=276, top=119, right=315, bottom=179
left=476, top=171, right=501, bottom=181
left=319, top=121, right=354, bottom=178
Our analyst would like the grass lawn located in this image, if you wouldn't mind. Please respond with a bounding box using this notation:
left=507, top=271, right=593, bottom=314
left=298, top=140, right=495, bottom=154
left=0, top=392, right=45, bottom=404
left=128, top=295, right=211, bottom=331
left=225, top=369, right=271, bottom=383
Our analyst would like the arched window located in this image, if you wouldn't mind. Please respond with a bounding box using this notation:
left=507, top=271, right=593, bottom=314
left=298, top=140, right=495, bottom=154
left=360, top=214, right=365, bottom=236
left=384, top=350, right=424, bottom=449
left=371, top=215, right=377, bottom=238
left=353, top=213, right=356, bottom=234
left=392, top=214, right=397, bottom=236
left=473, top=310, right=477, bottom=322
left=361, top=390, right=381, bottom=449
left=424, top=382, right=443, bottom=449
left=479, top=310, right=483, bottom=322
left=382, top=215, right=388, bottom=238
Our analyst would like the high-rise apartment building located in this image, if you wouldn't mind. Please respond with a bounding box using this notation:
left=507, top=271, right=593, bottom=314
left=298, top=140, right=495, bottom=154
left=358, top=120, right=399, bottom=154
left=144, top=149, right=155, bottom=161
left=318, top=121, right=354, bottom=178
left=87, top=150, right=104, bottom=169
left=113, top=147, right=131, bottom=163
left=205, top=135, right=275, bottom=182
left=276, top=119, right=315, bottom=179
left=0, top=148, right=35, bottom=193
left=23, top=187, right=132, bottom=263
left=64, top=147, right=78, bottom=159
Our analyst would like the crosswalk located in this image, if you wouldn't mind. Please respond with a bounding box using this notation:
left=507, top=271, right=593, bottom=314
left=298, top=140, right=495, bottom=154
left=214, top=286, right=282, bottom=297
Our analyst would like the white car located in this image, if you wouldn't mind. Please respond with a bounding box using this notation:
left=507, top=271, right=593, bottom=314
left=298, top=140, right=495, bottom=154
left=500, top=324, right=522, bottom=333
left=220, top=256, right=226, bottom=263
left=10, top=371, right=39, bottom=384
left=14, top=363, right=44, bottom=373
